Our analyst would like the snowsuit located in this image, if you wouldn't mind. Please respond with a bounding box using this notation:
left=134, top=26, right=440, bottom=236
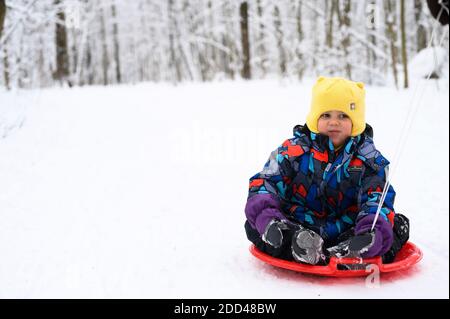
left=244, top=124, right=409, bottom=262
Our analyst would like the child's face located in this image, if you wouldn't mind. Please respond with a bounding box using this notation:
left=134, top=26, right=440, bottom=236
left=317, top=110, right=353, bottom=148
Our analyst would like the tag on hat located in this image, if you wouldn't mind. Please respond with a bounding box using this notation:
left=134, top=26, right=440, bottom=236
left=350, top=102, right=356, bottom=110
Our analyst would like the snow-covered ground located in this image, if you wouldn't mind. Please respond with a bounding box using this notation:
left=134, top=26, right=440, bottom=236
left=0, top=79, right=448, bottom=298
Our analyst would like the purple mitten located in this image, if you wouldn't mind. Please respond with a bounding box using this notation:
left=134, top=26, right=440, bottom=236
left=355, top=215, right=394, bottom=257
left=245, top=194, right=287, bottom=235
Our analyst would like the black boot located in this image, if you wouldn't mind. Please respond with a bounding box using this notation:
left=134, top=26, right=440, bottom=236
left=382, top=214, right=410, bottom=263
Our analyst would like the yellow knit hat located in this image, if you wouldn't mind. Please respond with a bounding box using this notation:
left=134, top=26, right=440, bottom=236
left=306, top=76, right=366, bottom=136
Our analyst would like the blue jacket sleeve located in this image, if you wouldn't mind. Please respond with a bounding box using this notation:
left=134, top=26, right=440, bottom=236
left=246, top=138, right=304, bottom=234
left=248, top=142, right=293, bottom=199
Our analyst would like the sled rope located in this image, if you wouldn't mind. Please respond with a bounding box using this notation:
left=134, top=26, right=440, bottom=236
left=371, top=5, right=449, bottom=231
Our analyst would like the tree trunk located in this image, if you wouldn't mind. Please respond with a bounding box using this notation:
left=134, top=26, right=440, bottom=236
left=86, top=43, right=93, bottom=85
left=325, top=0, right=338, bottom=76
left=168, top=0, right=182, bottom=82
left=239, top=1, right=251, bottom=79
left=111, top=1, right=122, bottom=84
left=53, top=0, right=69, bottom=83
left=100, top=6, right=109, bottom=86
left=385, top=0, right=398, bottom=89
left=274, top=6, right=286, bottom=77
left=326, top=0, right=337, bottom=49
left=414, top=0, right=427, bottom=52
left=207, top=0, right=217, bottom=79
left=1, top=0, right=9, bottom=89
left=295, top=0, right=305, bottom=80
left=366, top=0, right=377, bottom=84
left=338, top=0, right=352, bottom=79
left=400, top=0, right=408, bottom=88
left=311, top=5, right=319, bottom=73
left=256, top=0, right=266, bottom=76
left=221, top=1, right=235, bottom=80
left=0, top=0, right=5, bottom=39
left=2, top=44, right=9, bottom=89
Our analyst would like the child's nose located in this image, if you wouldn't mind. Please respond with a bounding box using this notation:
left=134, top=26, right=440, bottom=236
left=329, top=118, right=339, bottom=126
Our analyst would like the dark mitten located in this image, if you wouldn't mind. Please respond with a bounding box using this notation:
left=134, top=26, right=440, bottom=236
left=262, top=219, right=297, bottom=248
left=291, top=227, right=327, bottom=265
left=327, top=232, right=377, bottom=259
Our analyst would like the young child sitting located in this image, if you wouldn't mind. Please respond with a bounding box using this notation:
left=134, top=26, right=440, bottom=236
left=244, top=76, right=409, bottom=265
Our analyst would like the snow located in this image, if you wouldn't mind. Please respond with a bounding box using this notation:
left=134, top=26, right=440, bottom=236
left=409, top=46, right=449, bottom=79
left=0, top=79, right=448, bottom=298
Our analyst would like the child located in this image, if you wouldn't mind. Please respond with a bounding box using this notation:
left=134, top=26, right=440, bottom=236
left=244, top=76, right=409, bottom=265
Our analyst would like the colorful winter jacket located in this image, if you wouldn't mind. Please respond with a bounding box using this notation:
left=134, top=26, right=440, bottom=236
left=245, top=124, right=395, bottom=242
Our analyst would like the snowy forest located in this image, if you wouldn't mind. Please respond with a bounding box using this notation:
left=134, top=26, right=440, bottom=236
left=0, top=0, right=448, bottom=90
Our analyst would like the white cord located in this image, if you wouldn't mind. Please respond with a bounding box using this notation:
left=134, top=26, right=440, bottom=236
left=371, top=5, right=448, bottom=231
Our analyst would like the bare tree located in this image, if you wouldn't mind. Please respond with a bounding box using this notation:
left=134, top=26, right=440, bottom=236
left=0, top=0, right=5, bottom=39
left=0, top=0, right=446, bottom=89
left=337, top=0, right=352, bottom=79
left=100, top=5, right=109, bottom=85
left=414, top=0, right=427, bottom=52
left=1, top=0, right=8, bottom=89
left=206, top=0, right=217, bottom=79
left=256, top=0, right=266, bottom=76
left=324, top=0, right=339, bottom=76
left=326, top=0, right=337, bottom=49
left=400, top=0, right=408, bottom=88
left=310, top=3, right=320, bottom=74
left=240, top=1, right=251, bottom=79
left=221, top=0, right=236, bottom=79
left=295, top=0, right=305, bottom=80
left=273, top=5, right=286, bottom=76
left=168, top=0, right=182, bottom=82
left=111, top=1, right=121, bottom=84
left=385, top=0, right=399, bottom=88
left=365, top=0, right=377, bottom=85
left=53, top=0, right=70, bottom=84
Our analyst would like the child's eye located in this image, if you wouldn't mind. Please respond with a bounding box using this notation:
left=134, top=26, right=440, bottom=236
left=321, top=113, right=330, bottom=119
left=338, top=113, right=349, bottom=120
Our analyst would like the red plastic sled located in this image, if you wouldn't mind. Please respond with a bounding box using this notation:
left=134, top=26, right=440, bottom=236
left=250, top=241, right=423, bottom=277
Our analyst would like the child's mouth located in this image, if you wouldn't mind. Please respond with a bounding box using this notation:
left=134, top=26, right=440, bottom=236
left=328, top=130, right=341, bottom=135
